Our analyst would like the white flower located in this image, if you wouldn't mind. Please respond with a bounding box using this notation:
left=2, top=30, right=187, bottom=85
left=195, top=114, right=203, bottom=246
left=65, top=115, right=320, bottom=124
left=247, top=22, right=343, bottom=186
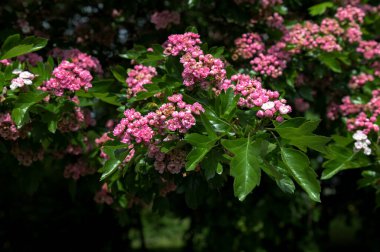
left=354, top=141, right=363, bottom=150
left=23, top=79, right=33, bottom=85
left=279, top=105, right=291, bottom=114
left=10, top=77, right=25, bottom=90
left=363, top=147, right=372, bottom=156
left=353, top=130, right=367, bottom=141
left=261, top=101, right=275, bottom=110
left=19, top=71, right=34, bottom=79
left=12, top=69, right=22, bottom=75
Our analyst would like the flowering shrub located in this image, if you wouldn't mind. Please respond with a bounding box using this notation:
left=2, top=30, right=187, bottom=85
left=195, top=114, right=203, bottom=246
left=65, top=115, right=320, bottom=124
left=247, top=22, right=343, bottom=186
left=2, top=0, right=380, bottom=251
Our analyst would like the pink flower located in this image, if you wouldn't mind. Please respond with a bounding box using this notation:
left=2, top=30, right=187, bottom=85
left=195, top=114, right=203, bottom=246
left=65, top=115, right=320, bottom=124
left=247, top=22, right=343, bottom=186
left=150, top=10, right=180, bottom=30
left=126, top=65, right=157, bottom=97
left=234, top=33, right=265, bottom=59
left=40, top=60, right=92, bottom=96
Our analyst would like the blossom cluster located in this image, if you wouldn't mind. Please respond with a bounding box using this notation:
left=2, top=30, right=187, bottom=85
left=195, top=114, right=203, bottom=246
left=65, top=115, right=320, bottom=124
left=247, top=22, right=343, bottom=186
left=335, top=5, right=365, bottom=24
left=233, top=33, right=265, bottom=60
left=337, top=90, right=380, bottom=135
left=10, top=69, right=35, bottom=90
left=40, top=60, right=92, bottom=96
left=148, top=144, right=187, bottom=174
left=352, top=130, right=371, bottom=155
left=94, top=183, right=114, bottom=205
left=218, top=74, right=291, bottom=121
left=164, top=33, right=227, bottom=88
left=50, top=48, right=103, bottom=74
left=0, top=112, right=21, bottom=141
left=348, top=73, right=374, bottom=89
left=58, top=96, right=95, bottom=132
left=17, top=53, right=43, bottom=66
left=113, top=94, right=204, bottom=145
left=126, top=64, right=157, bottom=97
left=150, top=10, right=180, bottom=30
left=64, top=159, right=96, bottom=180
left=11, top=144, right=44, bottom=166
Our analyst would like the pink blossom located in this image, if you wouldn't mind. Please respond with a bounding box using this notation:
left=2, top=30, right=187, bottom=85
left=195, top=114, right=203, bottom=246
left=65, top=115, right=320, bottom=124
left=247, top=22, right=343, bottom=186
left=11, top=144, right=44, bottom=166
left=64, top=159, right=95, bottom=180
left=335, top=5, right=365, bottom=24
left=126, top=64, right=157, bottom=97
left=233, top=33, right=265, bottom=59
left=357, top=40, right=380, bottom=59
left=150, top=11, right=180, bottom=30
left=40, top=60, right=93, bottom=96
left=348, top=73, right=374, bottom=89
left=218, top=74, right=292, bottom=118
left=17, top=53, right=43, bottom=66
left=294, top=98, right=310, bottom=112
left=0, top=112, right=21, bottom=140
left=94, top=184, right=114, bottom=205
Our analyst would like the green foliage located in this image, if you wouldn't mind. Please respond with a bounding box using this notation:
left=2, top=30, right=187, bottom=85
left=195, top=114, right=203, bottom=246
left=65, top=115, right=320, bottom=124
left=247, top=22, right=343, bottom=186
left=221, top=137, right=263, bottom=201
left=308, top=2, right=335, bottom=16
left=281, top=147, right=321, bottom=202
left=1, top=34, right=48, bottom=60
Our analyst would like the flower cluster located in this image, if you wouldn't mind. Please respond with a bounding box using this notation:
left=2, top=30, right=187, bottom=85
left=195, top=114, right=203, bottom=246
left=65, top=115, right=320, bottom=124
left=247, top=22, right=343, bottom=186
left=148, top=145, right=187, bottom=174
left=11, top=144, right=44, bottom=166
left=10, top=69, right=35, bottom=90
left=339, top=90, right=380, bottom=135
left=233, top=33, right=265, bottom=60
left=94, top=184, right=114, bottom=205
left=180, top=52, right=226, bottom=87
left=0, top=59, right=11, bottom=66
left=150, top=10, right=180, bottom=30
left=335, top=5, right=365, bottom=24
left=126, top=64, right=157, bottom=97
left=113, top=94, right=204, bottom=145
left=266, top=13, right=285, bottom=31
left=218, top=74, right=291, bottom=121
left=283, top=22, right=342, bottom=53
left=348, top=73, right=374, bottom=89
left=64, top=159, right=95, bottom=180
left=352, top=130, right=371, bottom=155
left=357, top=40, right=380, bottom=60
left=40, top=60, right=92, bottom=96
left=164, top=33, right=227, bottom=87
left=163, top=32, right=202, bottom=56
left=0, top=112, right=21, bottom=141
left=294, top=98, right=310, bottom=112
left=58, top=96, right=95, bottom=132
left=50, top=48, right=103, bottom=74
left=260, top=0, right=283, bottom=8
left=250, top=53, right=287, bottom=78
left=17, top=53, right=43, bottom=66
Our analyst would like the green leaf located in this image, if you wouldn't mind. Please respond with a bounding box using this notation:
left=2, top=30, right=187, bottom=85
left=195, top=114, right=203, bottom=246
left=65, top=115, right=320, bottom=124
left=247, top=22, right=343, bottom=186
left=322, top=145, right=371, bottom=179
left=318, top=53, right=342, bottom=73
left=201, top=149, right=223, bottom=180
left=203, top=109, right=232, bottom=134
left=275, top=118, right=330, bottom=153
left=100, top=145, right=130, bottom=181
left=221, top=137, right=262, bottom=201
left=11, top=91, right=47, bottom=126
left=281, top=147, right=321, bottom=202
left=92, top=92, right=122, bottom=106
left=1, top=34, right=48, bottom=59
left=111, top=65, right=127, bottom=84
left=215, top=88, right=240, bottom=121
left=200, top=114, right=217, bottom=138
left=185, top=26, right=198, bottom=33
left=209, top=46, right=225, bottom=58
left=185, top=134, right=218, bottom=171
left=308, top=2, right=334, bottom=16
